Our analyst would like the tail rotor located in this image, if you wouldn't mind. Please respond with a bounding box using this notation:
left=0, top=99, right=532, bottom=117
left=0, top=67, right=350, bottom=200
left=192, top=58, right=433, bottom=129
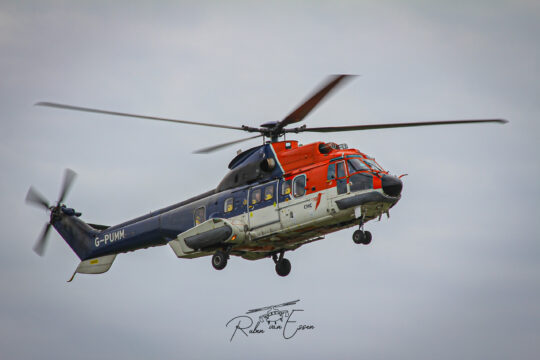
left=25, top=169, right=78, bottom=256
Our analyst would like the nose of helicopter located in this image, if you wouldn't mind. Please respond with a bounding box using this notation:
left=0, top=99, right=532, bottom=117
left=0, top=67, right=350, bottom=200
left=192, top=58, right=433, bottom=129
left=381, top=175, right=403, bottom=197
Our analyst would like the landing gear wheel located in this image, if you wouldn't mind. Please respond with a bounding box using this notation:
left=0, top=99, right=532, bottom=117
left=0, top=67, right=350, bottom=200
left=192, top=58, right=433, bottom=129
left=363, top=231, right=372, bottom=245
left=212, top=250, right=228, bottom=270
left=353, top=230, right=372, bottom=245
left=352, top=230, right=365, bottom=244
left=275, top=258, right=291, bottom=277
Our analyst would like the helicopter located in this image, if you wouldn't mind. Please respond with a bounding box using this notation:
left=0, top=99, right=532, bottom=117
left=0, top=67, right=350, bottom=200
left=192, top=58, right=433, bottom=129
left=26, top=75, right=507, bottom=279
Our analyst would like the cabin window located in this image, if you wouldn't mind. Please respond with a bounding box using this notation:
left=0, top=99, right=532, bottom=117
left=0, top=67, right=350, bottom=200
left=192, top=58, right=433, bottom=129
left=251, top=188, right=262, bottom=204
left=281, top=180, right=292, bottom=195
left=347, top=158, right=369, bottom=173
left=337, top=161, right=346, bottom=178
left=224, top=198, right=234, bottom=213
left=293, top=175, right=306, bottom=197
left=264, top=185, right=274, bottom=201
left=327, top=164, right=336, bottom=180
left=194, top=206, right=205, bottom=225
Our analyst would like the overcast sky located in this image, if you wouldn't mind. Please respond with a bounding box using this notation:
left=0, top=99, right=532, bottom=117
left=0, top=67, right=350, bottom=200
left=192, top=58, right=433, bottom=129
left=1, top=1, right=539, bottom=359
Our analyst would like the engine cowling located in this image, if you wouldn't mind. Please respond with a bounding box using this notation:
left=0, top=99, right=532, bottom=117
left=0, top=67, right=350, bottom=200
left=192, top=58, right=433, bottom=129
left=216, top=145, right=278, bottom=192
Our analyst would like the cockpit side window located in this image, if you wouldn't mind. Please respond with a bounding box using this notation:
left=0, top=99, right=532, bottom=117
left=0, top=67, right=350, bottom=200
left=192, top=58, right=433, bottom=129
left=336, top=162, right=346, bottom=178
left=293, top=175, right=306, bottom=198
left=347, top=158, right=370, bottom=173
left=327, top=164, right=336, bottom=180
left=194, top=206, right=205, bottom=225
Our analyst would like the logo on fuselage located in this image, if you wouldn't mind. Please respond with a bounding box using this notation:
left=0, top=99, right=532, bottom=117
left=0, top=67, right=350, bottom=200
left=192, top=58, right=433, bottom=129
left=94, top=229, right=125, bottom=247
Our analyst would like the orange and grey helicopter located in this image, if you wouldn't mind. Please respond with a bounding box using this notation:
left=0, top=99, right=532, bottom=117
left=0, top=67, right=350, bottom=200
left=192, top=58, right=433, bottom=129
left=26, top=75, right=506, bottom=279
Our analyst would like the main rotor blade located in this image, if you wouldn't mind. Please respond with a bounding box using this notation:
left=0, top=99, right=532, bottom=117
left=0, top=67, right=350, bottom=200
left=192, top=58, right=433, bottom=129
left=194, top=135, right=263, bottom=154
left=33, top=223, right=52, bottom=256
left=58, top=168, right=77, bottom=205
left=278, top=74, right=356, bottom=130
left=36, top=102, right=244, bottom=131
left=25, top=187, right=50, bottom=210
left=298, top=118, right=508, bottom=133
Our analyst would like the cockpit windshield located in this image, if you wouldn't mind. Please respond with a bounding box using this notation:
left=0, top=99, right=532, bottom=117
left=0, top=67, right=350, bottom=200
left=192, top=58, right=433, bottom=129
left=363, top=158, right=384, bottom=172
left=347, top=156, right=385, bottom=173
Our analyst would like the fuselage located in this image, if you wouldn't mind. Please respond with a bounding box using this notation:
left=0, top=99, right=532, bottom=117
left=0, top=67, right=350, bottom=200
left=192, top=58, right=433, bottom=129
left=66, top=140, right=402, bottom=262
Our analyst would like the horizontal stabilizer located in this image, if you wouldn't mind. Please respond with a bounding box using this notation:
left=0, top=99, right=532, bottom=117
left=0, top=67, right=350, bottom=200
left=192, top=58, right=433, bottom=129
left=67, top=254, right=117, bottom=282
left=88, top=223, right=110, bottom=230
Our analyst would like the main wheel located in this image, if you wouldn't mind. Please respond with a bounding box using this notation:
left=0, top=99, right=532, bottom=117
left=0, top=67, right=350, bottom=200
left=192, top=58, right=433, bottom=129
left=275, top=258, right=291, bottom=277
left=363, top=231, right=372, bottom=245
left=212, top=250, right=228, bottom=270
left=352, top=230, right=365, bottom=244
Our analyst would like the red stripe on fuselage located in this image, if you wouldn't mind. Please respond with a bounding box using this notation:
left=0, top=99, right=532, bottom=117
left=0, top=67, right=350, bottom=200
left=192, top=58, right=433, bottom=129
left=315, top=193, right=322, bottom=209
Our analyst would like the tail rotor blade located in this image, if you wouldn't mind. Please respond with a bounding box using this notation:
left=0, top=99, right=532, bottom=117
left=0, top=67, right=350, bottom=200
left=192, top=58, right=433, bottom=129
left=33, top=223, right=52, bottom=256
left=25, top=187, right=50, bottom=210
left=57, top=168, right=77, bottom=204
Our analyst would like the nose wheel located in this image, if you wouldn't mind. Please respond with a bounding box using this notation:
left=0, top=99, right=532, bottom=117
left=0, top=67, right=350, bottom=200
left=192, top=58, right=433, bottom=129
left=352, top=230, right=372, bottom=244
left=353, top=214, right=372, bottom=245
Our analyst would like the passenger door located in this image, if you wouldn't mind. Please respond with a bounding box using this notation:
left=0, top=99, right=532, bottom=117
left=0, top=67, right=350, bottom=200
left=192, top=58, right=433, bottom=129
left=279, top=174, right=312, bottom=228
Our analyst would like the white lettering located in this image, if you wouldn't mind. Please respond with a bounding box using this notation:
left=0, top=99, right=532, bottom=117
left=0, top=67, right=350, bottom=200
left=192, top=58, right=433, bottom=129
left=94, top=229, right=126, bottom=247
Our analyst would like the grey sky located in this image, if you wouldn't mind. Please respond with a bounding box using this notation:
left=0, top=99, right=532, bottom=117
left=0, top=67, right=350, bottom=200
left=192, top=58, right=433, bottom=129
left=1, top=1, right=539, bottom=359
